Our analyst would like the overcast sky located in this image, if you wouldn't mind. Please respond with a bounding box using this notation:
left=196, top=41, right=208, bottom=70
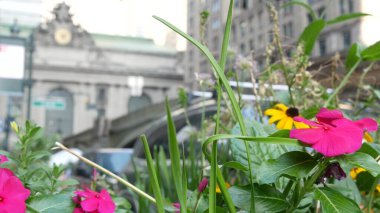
left=0, top=0, right=187, bottom=50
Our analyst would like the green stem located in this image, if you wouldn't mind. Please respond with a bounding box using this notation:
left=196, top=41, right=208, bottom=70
left=324, top=59, right=361, bottom=107
left=54, top=142, right=156, bottom=204
left=288, top=159, right=330, bottom=212
left=367, top=175, right=380, bottom=213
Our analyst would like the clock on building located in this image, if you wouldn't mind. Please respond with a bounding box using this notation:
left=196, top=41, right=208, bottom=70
left=54, top=28, right=72, bottom=45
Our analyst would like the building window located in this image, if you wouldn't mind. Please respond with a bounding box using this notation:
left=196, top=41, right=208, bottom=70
left=348, top=0, right=354, bottom=13
left=45, top=88, right=74, bottom=137
left=242, top=0, right=248, bottom=9
left=343, top=31, right=351, bottom=49
left=319, top=38, right=326, bottom=55
left=307, top=13, right=313, bottom=24
left=283, top=22, right=293, bottom=38
left=318, top=7, right=326, bottom=20
left=249, top=39, right=254, bottom=50
left=240, top=43, right=246, bottom=54
left=211, top=19, right=220, bottom=29
left=128, top=94, right=152, bottom=113
left=340, top=0, right=345, bottom=15
left=213, top=36, right=219, bottom=51
left=212, top=0, right=220, bottom=12
left=240, top=21, right=247, bottom=37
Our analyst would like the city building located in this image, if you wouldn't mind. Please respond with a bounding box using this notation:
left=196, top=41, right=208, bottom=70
left=0, top=3, right=183, bottom=141
left=185, top=0, right=380, bottom=88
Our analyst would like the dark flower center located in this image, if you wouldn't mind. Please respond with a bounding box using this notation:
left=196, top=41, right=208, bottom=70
left=286, top=107, right=299, bottom=118
left=0, top=196, right=3, bottom=202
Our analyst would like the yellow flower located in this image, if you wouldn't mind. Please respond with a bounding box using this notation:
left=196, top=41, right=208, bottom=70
left=216, top=182, right=231, bottom=194
left=364, top=132, right=374, bottom=142
left=350, top=167, right=366, bottom=179
left=264, top=104, right=309, bottom=130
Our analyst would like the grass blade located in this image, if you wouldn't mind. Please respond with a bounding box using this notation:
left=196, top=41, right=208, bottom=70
left=140, top=135, right=165, bottom=213
left=165, top=98, right=186, bottom=213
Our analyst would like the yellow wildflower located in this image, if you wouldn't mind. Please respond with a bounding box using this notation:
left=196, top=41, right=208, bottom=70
left=216, top=182, right=231, bottom=194
left=264, top=104, right=309, bottom=130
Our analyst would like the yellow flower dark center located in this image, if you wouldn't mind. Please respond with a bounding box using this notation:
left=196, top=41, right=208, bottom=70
left=286, top=107, right=299, bottom=118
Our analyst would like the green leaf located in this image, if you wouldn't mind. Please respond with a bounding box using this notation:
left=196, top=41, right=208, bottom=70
left=229, top=184, right=290, bottom=213
left=222, top=161, right=248, bottom=171
left=281, top=0, right=317, bottom=22
left=357, top=142, right=380, bottom=159
left=327, top=178, right=362, bottom=205
left=326, top=13, right=370, bottom=25
left=298, top=20, right=326, bottom=55
left=314, top=187, right=361, bottom=213
left=361, top=41, right=380, bottom=61
left=356, top=171, right=375, bottom=191
left=165, top=98, right=186, bottom=213
left=268, top=130, right=290, bottom=138
left=338, top=152, right=380, bottom=176
left=28, top=192, right=74, bottom=213
left=345, top=43, right=362, bottom=70
left=301, top=106, right=320, bottom=119
left=256, top=151, right=318, bottom=184
left=140, top=135, right=165, bottom=213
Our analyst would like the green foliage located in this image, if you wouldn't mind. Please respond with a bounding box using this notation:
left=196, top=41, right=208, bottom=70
left=361, top=41, right=380, bottom=61
left=229, top=184, right=290, bottom=212
left=165, top=98, right=187, bottom=213
left=256, top=151, right=317, bottom=184
left=314, top=187, right=362, bottom=213
left=338, top=152, right=380, bottom=177
left=27, top=192, right=75, bottom=213
left=298, top=20, right=326, bottom=56
left=326, top=13, right=370, bottom=25
left=345, top=43, right=362, bottom=70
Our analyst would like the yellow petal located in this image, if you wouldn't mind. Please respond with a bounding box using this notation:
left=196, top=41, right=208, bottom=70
left=377, top=185, right=380, bottom=193
left=294, top=121, right=309, bottom=129
left=264, top=109, right=282, bottom=116
left=276, top=117, right=288, bottom=129
left=283, top=117, right=293, bottom=130
left=268, top=112, right=285, bottom=124
left=274, top=103, right=288, bottom=112
left=364, top=132, right=373, bottom=143
left=350, top=167, right=366, bottom=179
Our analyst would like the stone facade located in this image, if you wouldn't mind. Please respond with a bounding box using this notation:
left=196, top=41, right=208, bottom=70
left=0, top=3, right=183, bottom=139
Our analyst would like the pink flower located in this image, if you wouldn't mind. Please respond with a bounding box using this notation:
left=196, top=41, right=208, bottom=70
left=74, top=188, right=115, bottom=213
left=290, top=108, right=378, bottom=157
left=0, top=168, right=30, bottom=213
left=0, top=155, right=8, bottom=164
left=197, top=178, right=208, bottom=193
left=172, top=203, right=180, bottom=213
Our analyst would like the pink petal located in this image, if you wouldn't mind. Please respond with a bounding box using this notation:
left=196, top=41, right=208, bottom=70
left=99, top=189, right=112, bottom=201
left=4, top=176, right=30, bottom=200
left=355, top=118, right=378, bottom=132
left=290, top=128, right=324, bottom=145
left=316, top=108, right=344, bottom=125
left=81, top=198, right=99, bottom=212
left=1, top=198, right=27, bottom=213
left=293, top=116, right=322, bottom=128
left=98, top=200, right=116, bottom=213
left=0, top=155, right=8, bottom=164
left=73, top=207, right=85, bottom=213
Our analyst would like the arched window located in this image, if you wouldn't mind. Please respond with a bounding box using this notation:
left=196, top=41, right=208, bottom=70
left=128, top=94, right=151, bottom=113
left=45, top=88, right=74, bottom=137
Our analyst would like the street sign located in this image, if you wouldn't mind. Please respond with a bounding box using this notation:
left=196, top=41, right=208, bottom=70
left=32, top=100, right=66, bottom=110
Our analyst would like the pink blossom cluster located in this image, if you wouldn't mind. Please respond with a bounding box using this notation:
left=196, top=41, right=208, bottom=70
left=0, top=155, right=30, bottom=213
left=290, top=108, right=378, bottom=157
left=73, top=188, right=116, bottom=213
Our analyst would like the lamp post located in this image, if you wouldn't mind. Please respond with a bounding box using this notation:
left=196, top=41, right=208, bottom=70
left=26, top=32, right=35, bottom=120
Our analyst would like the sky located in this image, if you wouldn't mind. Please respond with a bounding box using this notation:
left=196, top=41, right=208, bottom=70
left=0, top=0, right=187, bottom=50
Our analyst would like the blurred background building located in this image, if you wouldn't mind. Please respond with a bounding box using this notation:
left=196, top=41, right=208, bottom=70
left=185, top=0, right=380, bottom=89
left=0, top=2, right=183, bottom=143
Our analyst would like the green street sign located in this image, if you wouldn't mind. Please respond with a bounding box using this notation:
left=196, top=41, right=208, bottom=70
left=32, top=100, right=66, bottom=110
